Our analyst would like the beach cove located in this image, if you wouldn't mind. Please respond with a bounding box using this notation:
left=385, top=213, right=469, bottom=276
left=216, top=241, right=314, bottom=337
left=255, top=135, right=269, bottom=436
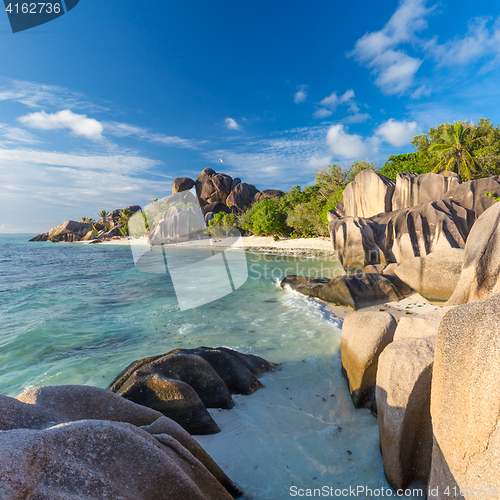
left=0, top=233, right=419, bottom=499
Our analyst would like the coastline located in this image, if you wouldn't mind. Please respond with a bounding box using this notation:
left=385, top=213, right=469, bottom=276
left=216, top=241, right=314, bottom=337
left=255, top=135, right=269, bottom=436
left=79, top=235, right=338, bottom=258
left=84, top=235, right=439, bottom=319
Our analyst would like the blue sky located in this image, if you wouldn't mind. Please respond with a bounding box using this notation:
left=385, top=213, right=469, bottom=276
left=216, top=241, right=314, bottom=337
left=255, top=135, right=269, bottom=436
left=1, top=0, right=500, bottom=232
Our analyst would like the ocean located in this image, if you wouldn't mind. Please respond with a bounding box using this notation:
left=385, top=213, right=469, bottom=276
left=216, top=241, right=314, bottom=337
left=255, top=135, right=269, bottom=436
left=0, top=234, right=391, bottom=499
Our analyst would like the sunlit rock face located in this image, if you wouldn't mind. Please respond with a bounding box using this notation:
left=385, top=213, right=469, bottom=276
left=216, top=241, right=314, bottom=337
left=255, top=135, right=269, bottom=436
left=336, top=170, right=395, bottom=219
left=429, top=293, right=500, bottom=498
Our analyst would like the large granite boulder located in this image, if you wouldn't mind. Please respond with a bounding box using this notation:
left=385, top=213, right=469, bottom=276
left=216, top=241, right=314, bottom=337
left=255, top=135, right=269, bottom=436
left=280, top=273, right=405, bottom=310
left=447, top=202, right=500, bottom=305
left=172, top=177, right=196, bottom=194
left=46, top=220, right=93, bottom=242
left=108, top=347, right=276, bottom=435
left=429, top=293, right=500, bottom=498
left=15, top=385, right=168, bottom=428
left=202, top=202, right=231, bottom=215
left=336, top=170, right=395, bottom=218
left=376, top=335, right=436, bottom=490
left=444, top=176, right=500, bottom=218
left=392, top=172, right=460, bottom=211
left=341, top=311, right=397, bottom=411
left=196, top=168, right=234, bottom=204
left=393, top=307, right=453, bottom=341
left=0, top=386, right=243, bottom=500
left=226, top=182, right=260, bottom=209
left=329, top=199, right=474, bottom=270
left=394, top=249, right=464, bottom=303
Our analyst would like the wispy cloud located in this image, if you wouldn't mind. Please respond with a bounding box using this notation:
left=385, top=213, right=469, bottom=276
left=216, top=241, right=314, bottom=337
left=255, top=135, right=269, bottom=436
left=103, top=121, right=200, bottom=149
left=19, top=110, right=104, bottom=140
left=314, top=89, right=359, bottom=119
left=224, top=118, right=241, bottom=131
left=294, top=85, right=308, bottom=104
left=349, top=0, right=434, bottom=94
left=0, top=147, right=159, bottom=174
left=343, top=113, right=371, bottom=124
left=203, top=126, right=332, bottom=188
left=0, top=123, right=39, bottom=144
left=0, top=78, right=107, bottom=111
left=426, top=16, right=500, bottom=67
left=313, top=108, right=333, bottom=119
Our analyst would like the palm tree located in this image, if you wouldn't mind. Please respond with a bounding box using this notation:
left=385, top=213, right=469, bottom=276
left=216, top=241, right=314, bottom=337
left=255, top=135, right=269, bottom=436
left=429, top=122, right=483, bottom=180
left=117, top=208, right=134, bottom=236
left=96, top=210, right=110, bottom=231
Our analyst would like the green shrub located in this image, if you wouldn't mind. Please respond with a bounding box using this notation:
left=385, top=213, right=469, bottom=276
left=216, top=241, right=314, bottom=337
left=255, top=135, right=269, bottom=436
left=238, top=198, right=289, bottom=236
left=208, top=212, right=239, bottom=237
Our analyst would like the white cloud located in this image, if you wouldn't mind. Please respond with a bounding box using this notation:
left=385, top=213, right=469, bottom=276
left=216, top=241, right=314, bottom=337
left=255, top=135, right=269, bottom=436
left=19, top=110, right=104, bottom=140
left=313, top=108, right=333, bottom=119
left=0, top=79, right=106, bottom=111
left=344, top=113, right=371, bottom=124
left=294, top=85, right=308, bottom=104
left=306, top=154, right=333, bottom=170
left=375, top=119, right=418, bottom=147
left=103, top=121, right=199, bottom=149
left=0, top=147, right=159, bottom=174
left=410, top=85, right=431, bottom=99
left=426, top=16, right=500, bottom=66
left=224, top=118, right=241, bottom=131
left=349, top=0, right=433, bottom=94
left=0, top=147, right=168, bottom=232
left=319, top=89, right=356, bottom=110
left=326, top=124, right=379, bottom=159
left=315, top=89, right=359, bottom=119
left=0, top=123, right=39, bottom=144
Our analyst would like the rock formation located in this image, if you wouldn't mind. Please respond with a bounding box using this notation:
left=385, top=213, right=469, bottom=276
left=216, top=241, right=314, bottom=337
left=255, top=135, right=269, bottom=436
left=329, top=197, right=474, bottom=271
left=392, top=172, right=460, bottom=211
left=447, top=201, right=500, bottom=305
left=172, top=177, right=196, bottom=194
left=429, top=293, right=500, bottom=497
left=336, top=170, right=395, bottom=218
left=341, top=311, right=397, bottom=411
left=280, top=273, right=408, bottom=310
left=1, top=384, right=243, bottom=499
left=108, top=347, right=276, bottom=435
left=30, top=220, right=92, bottom=242
left=394, top=249, right=464, bottom=303
left=376, top=334, right=436, bottom=491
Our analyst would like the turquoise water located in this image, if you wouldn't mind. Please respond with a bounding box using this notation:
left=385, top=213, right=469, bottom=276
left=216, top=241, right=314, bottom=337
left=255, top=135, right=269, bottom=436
left=0, top=234, right=390, bottom=499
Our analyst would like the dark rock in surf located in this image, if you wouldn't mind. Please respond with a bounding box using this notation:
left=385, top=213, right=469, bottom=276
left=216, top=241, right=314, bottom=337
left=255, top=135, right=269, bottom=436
left=108, top=346, right=276, bottom=435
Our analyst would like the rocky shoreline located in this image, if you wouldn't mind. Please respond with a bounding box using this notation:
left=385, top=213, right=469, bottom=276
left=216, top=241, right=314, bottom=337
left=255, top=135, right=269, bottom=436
left=281, top=170, right=500, bottom=498
left=23, top=167, right=500, bottom=497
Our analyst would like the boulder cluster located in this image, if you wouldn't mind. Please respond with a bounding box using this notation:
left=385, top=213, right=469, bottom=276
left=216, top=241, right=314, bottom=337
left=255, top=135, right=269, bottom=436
left=29, top=205, right=142, bottom=242
left=173, top=167, right=284, bottom=226
left=108, top=346, right=276, bottom=435
left=329, top=170, right=500, bottom=272
left=283, top=170, right=500, bottom=309
left=0, top=347, right=276, bottom=499
left=29, top=167, right=284, bottom=242
left=0, top=385, right=243, bottom=499
left=339, top=200, right=500, bottom=495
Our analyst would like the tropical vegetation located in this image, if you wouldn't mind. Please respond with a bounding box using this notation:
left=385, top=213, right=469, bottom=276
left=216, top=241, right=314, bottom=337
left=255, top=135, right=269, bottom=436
left=210, top=118, right=500, bottom=238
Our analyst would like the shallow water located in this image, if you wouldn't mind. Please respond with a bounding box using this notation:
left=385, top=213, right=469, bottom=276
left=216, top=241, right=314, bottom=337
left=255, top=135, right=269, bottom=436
left=0, top=234, right=393, bottom=499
